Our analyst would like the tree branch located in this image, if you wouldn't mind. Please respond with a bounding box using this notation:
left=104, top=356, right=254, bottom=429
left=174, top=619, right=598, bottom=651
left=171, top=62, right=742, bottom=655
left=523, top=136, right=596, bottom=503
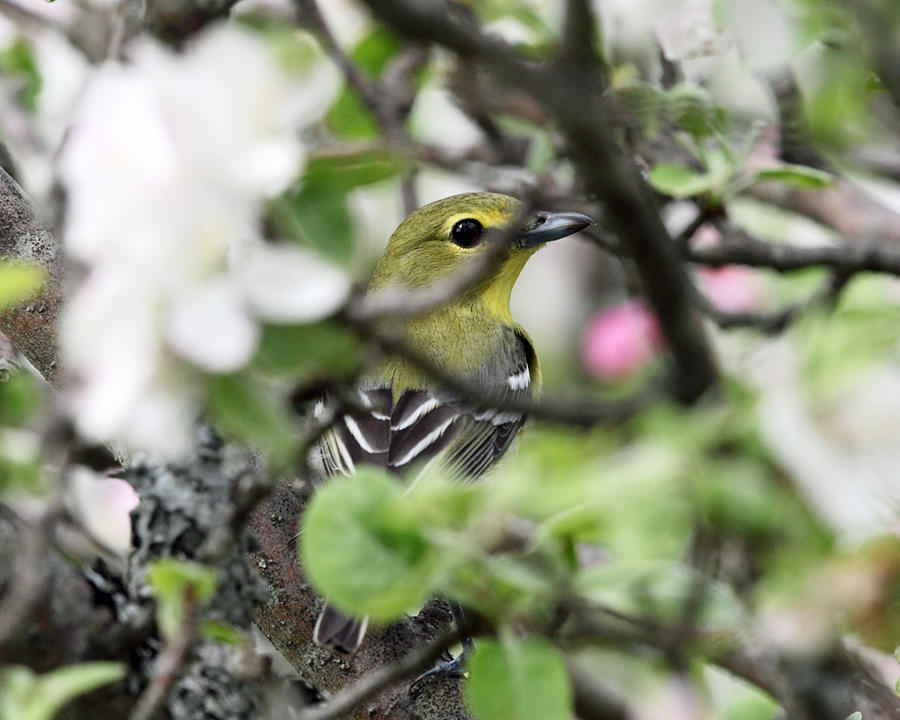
left=297, top=626, right=465, bottom=720
left=557, top=0, right=599, bottom=72
left=0, top=168, right=63, bottom=385
left=688, top=226, right=900, bottom=274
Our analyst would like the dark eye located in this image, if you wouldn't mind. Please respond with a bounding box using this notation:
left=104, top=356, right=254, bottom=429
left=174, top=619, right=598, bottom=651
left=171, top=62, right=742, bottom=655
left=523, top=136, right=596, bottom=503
left=450, top=218, right=483, bottom=248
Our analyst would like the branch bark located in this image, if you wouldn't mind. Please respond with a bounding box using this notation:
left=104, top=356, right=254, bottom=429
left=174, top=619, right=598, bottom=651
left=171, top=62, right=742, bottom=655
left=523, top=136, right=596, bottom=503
left=0, top=168, right=63, bottom=385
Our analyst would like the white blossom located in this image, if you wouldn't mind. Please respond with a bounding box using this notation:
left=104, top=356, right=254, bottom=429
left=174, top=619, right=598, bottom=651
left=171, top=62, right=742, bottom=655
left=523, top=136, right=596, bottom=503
left=60, top=23, right=346, bottom=458
left=238, top=242, right=351, bottom=323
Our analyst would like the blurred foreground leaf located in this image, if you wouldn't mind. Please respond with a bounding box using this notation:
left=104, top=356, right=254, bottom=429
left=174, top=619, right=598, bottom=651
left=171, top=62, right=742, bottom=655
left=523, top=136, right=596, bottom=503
left=648, top=164, right=719, bottom=199
left=0, top=262, right=44, bottom=311
left=273, top=149, right=406, bottom=263
left=254, top=321, right=361, bottom=379
left=301, top=467, right=442, bottom=620
left=146, top=559, right=218, bottom=640
left=0, top=662, right=124, bottom=720
left=207, top=372, right=297, bottom=465
left=750, top=164, right=833, bottom=189
left=576, top=560, right=745, bottom=650
left=466, top=636, right=571, bottom=720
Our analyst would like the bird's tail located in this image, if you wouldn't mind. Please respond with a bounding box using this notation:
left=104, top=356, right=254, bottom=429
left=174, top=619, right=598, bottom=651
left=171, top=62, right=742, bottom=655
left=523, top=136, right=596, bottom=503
left=313, top=602, right=368, bottom=654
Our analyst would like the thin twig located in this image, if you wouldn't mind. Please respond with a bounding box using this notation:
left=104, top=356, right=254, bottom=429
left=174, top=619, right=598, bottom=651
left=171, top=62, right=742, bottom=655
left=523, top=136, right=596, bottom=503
left=128, top=592, right=200, bottom=720
left=688, top=227, right=900, bottom=274
left=297, top=626, right=464, bottom=720
left=293, top=0, right=401, bottom=140
left=106, top=0, right=129, bottom=61
left=673, top=207, right=717, bottom=250
left=354, top=323, right=657, bottom=428
left=567, top=659, right=634, bottom=720
left=347, top=214, right=525, bottom=322
left=699, top=270, right=851, bottom=333
left=0, top=503, right=60, bottom=653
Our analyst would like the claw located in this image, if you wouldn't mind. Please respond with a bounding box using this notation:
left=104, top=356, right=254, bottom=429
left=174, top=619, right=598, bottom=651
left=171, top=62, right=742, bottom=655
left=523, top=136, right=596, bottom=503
left=409, top=602, right=475, bottom=694
left=409, top=651, right=468, bottom=694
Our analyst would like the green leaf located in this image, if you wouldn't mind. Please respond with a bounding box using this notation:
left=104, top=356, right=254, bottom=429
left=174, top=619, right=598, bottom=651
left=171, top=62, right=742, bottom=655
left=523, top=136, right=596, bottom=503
left=274, top=148, right=405, bottom=263
left=301, top=467, right=441, bottom=620
left=0, top=371, right=41, bottom=426
left=0, top=662, right=125, bottom=720
left=0, top=428, right=42, bottom=496
left=201, top=619, right=244, bottom=646
left=349, top=27, right=401, bottom=77
left=750, top=164, right=833, bottom=189
left=254, top=321, right=361, bottom=377
left=0, top=38, right=42, bottom=112
left=0, top=262, right=45, bottom=311
left=146, top=559, right=218, bottom=640
left=272, top=188, right=354, bottom=263
left=207, top=372, right=297, bottom=465
left=575, top=560, right=744, bottom=649
left=326, top=88, right=379, bottom=138
left=666, top=85, right=727, bottom=139
left=465, top=636, right=571, bottom=720
left=302, top=149, right=407, bottom=194
left=648, top=164, right=718, bottom=199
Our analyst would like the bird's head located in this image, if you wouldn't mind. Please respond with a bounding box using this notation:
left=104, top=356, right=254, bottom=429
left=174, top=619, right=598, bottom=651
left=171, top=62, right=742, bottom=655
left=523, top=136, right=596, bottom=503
left=369, top=192, right=591, bottom=320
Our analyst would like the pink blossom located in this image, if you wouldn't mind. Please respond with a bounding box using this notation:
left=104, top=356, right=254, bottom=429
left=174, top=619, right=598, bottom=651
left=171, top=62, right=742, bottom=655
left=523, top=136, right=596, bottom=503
left=581, top=299, right=662, bottom=380
left=70, top=469, right=140, bottom=556
left=745, top=124, right=781, bottom=171
left=690, top=223, right=721, bottom=248
left=698, top=266, right=765, bottom=313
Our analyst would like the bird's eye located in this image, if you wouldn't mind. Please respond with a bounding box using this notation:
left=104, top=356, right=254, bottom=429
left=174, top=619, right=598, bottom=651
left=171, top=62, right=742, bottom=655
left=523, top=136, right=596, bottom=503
left=450, top=218, right=484, bottom=248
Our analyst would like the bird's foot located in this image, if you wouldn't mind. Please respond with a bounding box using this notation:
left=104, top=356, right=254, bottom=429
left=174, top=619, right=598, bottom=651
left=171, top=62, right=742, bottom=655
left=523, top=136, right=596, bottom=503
left=409, top=649, right=469, bottom=694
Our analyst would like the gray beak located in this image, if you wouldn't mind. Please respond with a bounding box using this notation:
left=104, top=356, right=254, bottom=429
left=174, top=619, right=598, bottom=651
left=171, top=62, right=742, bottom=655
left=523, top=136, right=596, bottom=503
left=516, top=210, right=593, bottom=248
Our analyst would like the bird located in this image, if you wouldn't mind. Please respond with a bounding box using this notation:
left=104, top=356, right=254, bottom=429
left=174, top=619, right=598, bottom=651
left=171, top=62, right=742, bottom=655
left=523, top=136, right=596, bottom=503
left=308, top=191, right=592, bottom=655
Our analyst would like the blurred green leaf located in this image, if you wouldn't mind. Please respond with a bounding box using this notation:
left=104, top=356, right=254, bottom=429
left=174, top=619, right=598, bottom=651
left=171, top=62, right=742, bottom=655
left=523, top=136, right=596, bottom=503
left=667, top=85, right=728, bottom=140
left=301, top=467, right=443, bottom=620
left=0, top=38, right=42, bottom=112
left=302, top=150, right=407, bottom=194
left=323, top=26, right=402, bottom=138
left=0, top=262, right=45, bottom=311
left=350, top=27, right=401, bottom=77
left=576, top=560, right=745, bottom=648
left=254, top=321, right=361, bottom=378
left=610, top=80, right=664, bottom=137
left=694, top=457, right=831, bottom=561
left=0, top=370, right=41, bottom=426
left=801, top=50, right=876, bottom=148
left=0, top=662, right=125, bottom=720
left=466, top=636, right=571, bottom=720
left=750, top=164, right=833, bottom=189
left=207, top=372, right=297, bottom=465
left=0, top=429, right=42, bottom=496
left=704, top=664, right=780, bottom=720
left=272, top=188, right=353, bottom=263
left=273, top=149, right=405, bottom=263
left=200, top=619, right=244, bottom=646
left=648, top=164, right=718, bottom=199
left=326, top=89, right=379, bottom=138
left=146, top=559, right=218, bottom=640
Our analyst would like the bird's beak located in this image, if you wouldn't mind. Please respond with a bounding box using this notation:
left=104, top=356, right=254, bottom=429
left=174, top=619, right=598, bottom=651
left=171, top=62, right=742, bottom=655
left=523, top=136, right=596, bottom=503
left=515, top=210, right=593, bottom=249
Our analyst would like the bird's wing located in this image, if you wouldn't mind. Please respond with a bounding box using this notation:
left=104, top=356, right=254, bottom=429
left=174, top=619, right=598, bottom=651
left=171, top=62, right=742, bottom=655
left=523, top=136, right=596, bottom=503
left=310, top=331, right=534, bottom=482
